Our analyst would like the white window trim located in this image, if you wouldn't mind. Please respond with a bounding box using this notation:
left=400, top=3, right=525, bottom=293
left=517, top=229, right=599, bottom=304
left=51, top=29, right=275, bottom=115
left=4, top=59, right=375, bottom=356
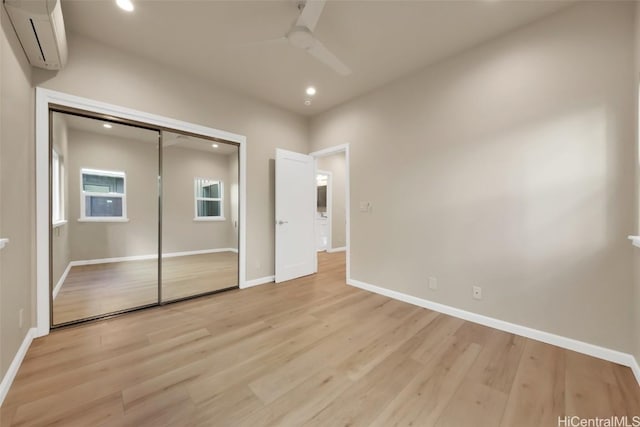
left=79, top=168, right=129, bottom=222
left=193, top=217, right=226, bottom=222
left=77, top=217, right=130, bottom=223
left=52, top=149, right=65, bottom=225
left=194, top=178, right=225, bottom=221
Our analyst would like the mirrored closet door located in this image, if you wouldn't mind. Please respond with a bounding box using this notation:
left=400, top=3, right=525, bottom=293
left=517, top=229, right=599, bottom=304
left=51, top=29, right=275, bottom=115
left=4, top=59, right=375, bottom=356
left=161, top=132, right=239, bottom=302
left=50, top=109, right=240, bottom=327
left=51, top=111, right=160, bottom=326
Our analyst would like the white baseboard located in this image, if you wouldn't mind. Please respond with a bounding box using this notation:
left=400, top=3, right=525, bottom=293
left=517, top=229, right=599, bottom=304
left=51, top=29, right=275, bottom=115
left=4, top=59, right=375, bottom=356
left=327, top=246, right=346, bottom=253
left=0, top=328, right=36, bottom=407
left=52, top=262, right=72, bottom=300
left=631, top=356, right=640, bottom=386
left=241, top=275, right=275, bottom=289
left=347, top=278, right=639, bottom=383
left=70, top=248, right=238, bottom=267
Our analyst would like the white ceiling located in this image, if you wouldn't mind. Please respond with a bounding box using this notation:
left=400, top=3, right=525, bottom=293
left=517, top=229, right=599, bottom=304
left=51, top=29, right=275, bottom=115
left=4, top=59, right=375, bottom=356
left=61, top=0, right=573, bottom=116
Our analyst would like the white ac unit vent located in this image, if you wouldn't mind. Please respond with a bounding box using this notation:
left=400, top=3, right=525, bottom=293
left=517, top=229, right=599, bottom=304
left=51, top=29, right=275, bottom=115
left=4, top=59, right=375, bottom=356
left=3, top=0, right=68, bottom=70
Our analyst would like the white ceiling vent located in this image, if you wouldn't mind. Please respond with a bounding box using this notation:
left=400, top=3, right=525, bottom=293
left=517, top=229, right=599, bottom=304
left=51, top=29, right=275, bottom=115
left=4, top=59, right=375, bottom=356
left=3, top=0, right=68, bottom=70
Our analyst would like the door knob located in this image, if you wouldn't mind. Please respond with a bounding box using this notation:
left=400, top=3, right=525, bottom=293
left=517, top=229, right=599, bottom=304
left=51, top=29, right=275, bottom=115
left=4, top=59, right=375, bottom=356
left=277, top=220, right=288, bottom=225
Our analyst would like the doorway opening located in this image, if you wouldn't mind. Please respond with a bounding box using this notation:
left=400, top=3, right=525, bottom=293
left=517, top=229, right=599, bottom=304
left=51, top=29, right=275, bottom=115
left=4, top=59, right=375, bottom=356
left=315, top=170, right=332, bottom=252
left=273, top=144, right=350, bottom=284
left=311, top=145, right=350, bottom=279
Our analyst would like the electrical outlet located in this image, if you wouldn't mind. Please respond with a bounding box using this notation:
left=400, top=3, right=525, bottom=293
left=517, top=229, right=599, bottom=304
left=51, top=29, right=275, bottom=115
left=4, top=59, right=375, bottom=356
left=19, top=309, right=24, bottom=328
left=472, top=286, right=482, bottom=300
left=428, top=277, right=438, bottom=291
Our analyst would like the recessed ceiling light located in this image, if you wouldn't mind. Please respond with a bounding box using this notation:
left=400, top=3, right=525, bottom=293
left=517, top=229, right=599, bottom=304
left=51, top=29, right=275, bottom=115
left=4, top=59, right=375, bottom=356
left=116, top=0, right=134, bottom=12
left=306, top=86, right=316, bottom=96
left=103, top=123, right=112, bottom=129
left=212, top=143, right=219, bottom=148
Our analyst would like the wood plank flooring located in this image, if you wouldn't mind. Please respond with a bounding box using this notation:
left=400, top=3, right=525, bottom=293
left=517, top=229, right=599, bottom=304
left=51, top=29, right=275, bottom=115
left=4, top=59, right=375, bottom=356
left=3, top=252, right=638, bottom=426
left=53, top=252, right=238, bottom=325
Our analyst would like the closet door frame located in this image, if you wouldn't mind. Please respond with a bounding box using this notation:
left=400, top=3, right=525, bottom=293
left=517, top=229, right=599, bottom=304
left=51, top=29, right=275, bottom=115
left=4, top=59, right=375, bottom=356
left=36, top=88, right=247, bottom=336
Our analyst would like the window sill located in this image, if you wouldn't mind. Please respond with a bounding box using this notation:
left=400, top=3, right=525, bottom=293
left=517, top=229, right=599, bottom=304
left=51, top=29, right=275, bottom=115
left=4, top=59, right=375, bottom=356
left=52, top=220, right=68, bottom=229
left=78, top=217, right=130, bottom=223
left=0, top=238, right=9, bottom=250
left=193, top=217, right=226, bottom=222
left=628, top=235, right=640, bottom=248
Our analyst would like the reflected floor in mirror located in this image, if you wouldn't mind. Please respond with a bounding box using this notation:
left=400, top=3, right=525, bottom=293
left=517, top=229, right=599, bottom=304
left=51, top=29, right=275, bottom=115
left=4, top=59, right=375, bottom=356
left=53, top=251, right=238, bottom=325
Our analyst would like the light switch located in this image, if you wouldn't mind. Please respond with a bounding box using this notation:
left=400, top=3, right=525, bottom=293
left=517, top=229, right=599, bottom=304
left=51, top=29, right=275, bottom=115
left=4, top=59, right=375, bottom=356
left=359, top=201, right=372, bottom=213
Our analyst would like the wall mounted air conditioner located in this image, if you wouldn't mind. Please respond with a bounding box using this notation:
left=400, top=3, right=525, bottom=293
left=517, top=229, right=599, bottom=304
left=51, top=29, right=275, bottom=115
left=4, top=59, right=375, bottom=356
left=3, top=0, right=68, bottom=70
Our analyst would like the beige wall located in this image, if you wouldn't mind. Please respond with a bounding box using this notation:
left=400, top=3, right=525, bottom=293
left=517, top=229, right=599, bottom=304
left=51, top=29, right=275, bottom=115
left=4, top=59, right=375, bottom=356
left=317, top=153, right=346, bottom=249
left=63, top=128, right=237, bottom=261
left=311, top=2, right=636, bottom=352
left=0, top=8, right=35, bottom=379
left=34, top=33, right=309, bottom=281
left=51, top=114, right=70, bottom=286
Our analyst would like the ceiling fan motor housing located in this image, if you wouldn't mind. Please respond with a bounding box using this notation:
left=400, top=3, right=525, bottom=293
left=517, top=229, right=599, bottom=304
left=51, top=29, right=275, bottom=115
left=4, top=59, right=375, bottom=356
left=287, top=26, right=315, bottom=49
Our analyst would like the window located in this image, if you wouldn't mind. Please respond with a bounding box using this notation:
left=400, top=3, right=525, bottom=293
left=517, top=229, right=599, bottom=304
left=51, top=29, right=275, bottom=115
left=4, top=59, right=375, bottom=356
left=52, top=150, right=65, bottom=225
left=194, top=178, right=224, bottom=221
left=80, top=168, right=127, bottom=221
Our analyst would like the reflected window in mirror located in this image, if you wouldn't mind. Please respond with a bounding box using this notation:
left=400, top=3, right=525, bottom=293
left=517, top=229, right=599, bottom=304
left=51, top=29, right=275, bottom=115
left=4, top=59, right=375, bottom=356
left=194, top=178, right=224, bottom=221
left=52, top=149, right=66, bottom=225
left=79, top=168, right=127, bottom=221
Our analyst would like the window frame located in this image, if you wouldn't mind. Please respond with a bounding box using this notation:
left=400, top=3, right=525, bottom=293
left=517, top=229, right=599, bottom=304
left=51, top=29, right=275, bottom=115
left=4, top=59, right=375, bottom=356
left=52, top=149, right=67, bottom=227
left=193, top=177, right=225, bottom=221
left=79, top=168, right=128, bottom=222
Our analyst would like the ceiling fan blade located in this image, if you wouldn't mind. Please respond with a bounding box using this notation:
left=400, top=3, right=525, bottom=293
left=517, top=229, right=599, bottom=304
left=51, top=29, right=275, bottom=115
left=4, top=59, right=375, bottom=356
left=296, top=0, right=326, bottom=33
left=307, top=39, right=351, bottom=76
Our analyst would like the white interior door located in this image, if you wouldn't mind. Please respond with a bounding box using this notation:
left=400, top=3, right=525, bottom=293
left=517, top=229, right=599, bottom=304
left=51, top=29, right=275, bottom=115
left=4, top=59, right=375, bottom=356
left=275, top=148, right=316, bottom=283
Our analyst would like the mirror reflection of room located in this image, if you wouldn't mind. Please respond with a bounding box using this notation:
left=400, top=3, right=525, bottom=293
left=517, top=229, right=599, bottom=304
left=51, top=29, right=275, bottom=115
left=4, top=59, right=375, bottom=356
left=50, top=113, right=240, bottom=326
left=51, top=111, right=160, bottom=325
left=161, top=131, right=239, bottom=302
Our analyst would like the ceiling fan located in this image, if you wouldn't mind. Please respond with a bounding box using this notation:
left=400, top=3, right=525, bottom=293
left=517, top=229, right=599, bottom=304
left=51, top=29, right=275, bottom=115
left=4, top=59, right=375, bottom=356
left=249, top=0, right=352, bottom=76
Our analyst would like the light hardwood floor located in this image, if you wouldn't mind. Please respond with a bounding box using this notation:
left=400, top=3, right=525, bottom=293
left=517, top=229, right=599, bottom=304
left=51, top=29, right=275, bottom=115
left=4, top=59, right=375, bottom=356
left=53, top=251, right=239, bottom=325
left=4, top=252, right=639, bottom=426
